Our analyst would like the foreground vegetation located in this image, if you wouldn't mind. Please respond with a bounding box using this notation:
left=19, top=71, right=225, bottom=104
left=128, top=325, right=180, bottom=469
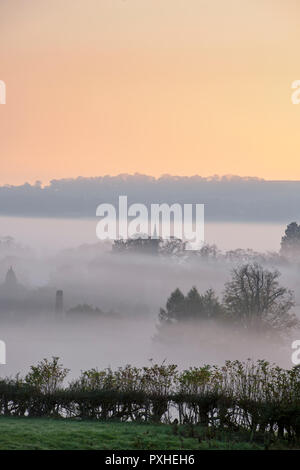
left=0, top=357, right=300, bottom=448
left=0, top=417, right=290, bottom=450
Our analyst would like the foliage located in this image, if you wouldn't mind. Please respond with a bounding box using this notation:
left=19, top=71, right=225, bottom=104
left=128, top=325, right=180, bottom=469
left=0, top=357, right=299, bottom=444
left=25, top=357, right=69, bottom=394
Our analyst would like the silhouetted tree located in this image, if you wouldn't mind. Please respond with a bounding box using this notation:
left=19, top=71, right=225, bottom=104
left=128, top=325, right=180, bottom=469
left=201, top=288, right=224, bottom=319
left=159, top=287, right=223, bottom=323
left=280, top=222, right=300, bottom=259
left=223, top=263, right=297, bottom=332
left=159, top=288, right=185, bottom=323
left=185, top=287, right=202, bottom=318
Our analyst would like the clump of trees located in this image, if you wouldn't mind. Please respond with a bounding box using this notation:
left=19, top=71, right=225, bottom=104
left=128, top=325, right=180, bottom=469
left=68, top=304, right=103, bottom=315
left=159, top=263, right=298, bottom=334
left=113, top=236, right=161, bottom=255
left=159, top=288, right=223, bottom=323
left=67, top=304, right=120, bottom=318
left=110, top=222, right=300, bottom=265
left=112, top=235, right=187, bottom=256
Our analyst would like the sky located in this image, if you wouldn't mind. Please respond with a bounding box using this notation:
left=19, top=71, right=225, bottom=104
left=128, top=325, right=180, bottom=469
left=1, top=0, right=300, bottom=185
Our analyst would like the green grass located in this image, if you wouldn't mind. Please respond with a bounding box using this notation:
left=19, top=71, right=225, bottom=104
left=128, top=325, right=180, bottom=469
left=0, top=417, right=267, bottom=450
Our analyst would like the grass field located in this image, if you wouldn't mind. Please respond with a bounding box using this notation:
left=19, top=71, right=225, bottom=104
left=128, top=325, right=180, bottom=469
left=0, top=417, right=269, bottom=450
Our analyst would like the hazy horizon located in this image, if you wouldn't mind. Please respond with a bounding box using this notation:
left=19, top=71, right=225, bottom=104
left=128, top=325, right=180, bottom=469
left=0, top=174, right=299, bottom=224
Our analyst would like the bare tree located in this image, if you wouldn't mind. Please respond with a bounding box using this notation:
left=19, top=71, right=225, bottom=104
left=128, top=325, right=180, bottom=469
left=223, top=263, right=298, bottom=333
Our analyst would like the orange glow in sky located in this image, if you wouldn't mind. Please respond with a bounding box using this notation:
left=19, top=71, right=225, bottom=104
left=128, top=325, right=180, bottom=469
left=1, top=0, right=300, bottom=184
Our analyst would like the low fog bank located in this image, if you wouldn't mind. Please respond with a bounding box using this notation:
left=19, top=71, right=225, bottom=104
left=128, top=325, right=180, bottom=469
left=0, top=315, right=297, bottom=380
left=1, top=235, right=300, bottom=317
left=0, top=226, right=300, bottom=378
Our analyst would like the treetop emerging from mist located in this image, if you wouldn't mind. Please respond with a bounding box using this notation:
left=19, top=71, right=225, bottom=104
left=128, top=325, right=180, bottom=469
left=280, top=222, right=300, bottom=259
left=159, top=263, right=298, bottom=336
left=223, top=264, right=297, bottom=333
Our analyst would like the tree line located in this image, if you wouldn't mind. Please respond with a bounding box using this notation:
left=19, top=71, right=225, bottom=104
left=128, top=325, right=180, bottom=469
left=158, top=263, right=298, bottom=334
left=112, top=221, right=300, bottom=262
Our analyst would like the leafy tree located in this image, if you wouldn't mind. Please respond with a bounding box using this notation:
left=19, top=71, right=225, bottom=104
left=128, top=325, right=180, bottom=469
left=280, top=222, right=300, bottom=259
left=223, top=263, right=298, bottom=332
left=185, top=287, right=203, bottom=318
left=201, top=288, right=224, bottom=319
left=25, top=357, right=69, bottom=394
left=159, top=288, right=185, bottom=323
